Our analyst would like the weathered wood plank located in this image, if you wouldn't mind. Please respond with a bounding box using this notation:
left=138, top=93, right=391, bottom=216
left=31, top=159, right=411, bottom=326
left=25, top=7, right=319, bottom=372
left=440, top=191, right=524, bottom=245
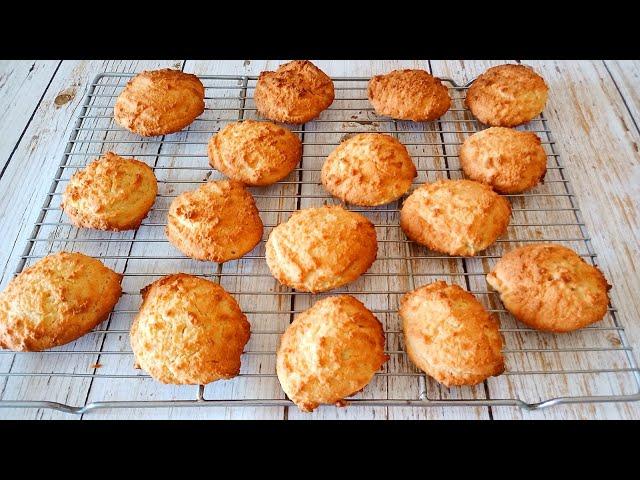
left=604, top=61, right=640, bottom=130
left=0, top=60, right=60, bottom=174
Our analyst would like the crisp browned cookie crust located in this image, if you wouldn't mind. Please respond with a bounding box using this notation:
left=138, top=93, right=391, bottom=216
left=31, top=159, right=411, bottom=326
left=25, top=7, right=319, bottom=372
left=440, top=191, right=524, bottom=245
left=130, top=274, right=250, bottom=384
left=487, top=244, right=611, bottom=332
left=368, top=69, right=451, bottom=121
left=0, top=252, right=122, bottom=351
left=208, top=120, right=302, bottom=186
left=459, top=127, right=547, bottom=194
left=400, top=179, right=511, bottom=256
left=62, top=152, right=157, bottom=231
left=276, top=295, right=387, bottom=412
left=265, top=205, right=377, bottom=292
left=465, top=64, right=548, bottom=127
left=254, top=60, right=334, bottom=124
left=400, top=281, right=504, bottom=387
left=166, top=180, right=263, bottom=263
left=321, top=133, right=416, bottom=206
left=114, top=69, right=205, bottom=136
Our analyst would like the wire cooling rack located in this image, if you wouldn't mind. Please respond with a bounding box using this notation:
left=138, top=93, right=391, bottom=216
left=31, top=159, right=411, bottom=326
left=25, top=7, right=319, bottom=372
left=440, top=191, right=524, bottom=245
left=1, top=71, right=639, bottom=415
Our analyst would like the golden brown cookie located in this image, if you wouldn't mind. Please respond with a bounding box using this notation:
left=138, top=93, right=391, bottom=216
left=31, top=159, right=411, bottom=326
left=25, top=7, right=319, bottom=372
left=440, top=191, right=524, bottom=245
left=254, top=60, right=335, bottom=124
left=368, top=69, right=451, bottom=121
left=321, top=133, right=417, bottom=206
left=265, top=205, right=377, bottom=292
left=61, top=152, right=158, bottom=231
left=276, top=295, right=387, bottom=412
left=459, top=127, right=547, bottom=194
left=486, top=244, right=611, bottom=332
left=400, top=281, right=504, bottom=387
left=208, top=120, right=302, bottom=186
left=130, top=274, right=250, bottom=384
left=465, top=64, right=548, bottom=127
left=0, top=252, right=122, bottom=351
left=400, top=179, right=511, bottom=256
left=166, top=179, right=263, bottom=262
left=114, top=69, right=205, bottom=136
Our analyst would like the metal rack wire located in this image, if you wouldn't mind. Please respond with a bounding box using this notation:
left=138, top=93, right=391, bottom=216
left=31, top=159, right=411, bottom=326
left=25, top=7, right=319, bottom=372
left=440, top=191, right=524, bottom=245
left=1, top=72, right=639, bottom=415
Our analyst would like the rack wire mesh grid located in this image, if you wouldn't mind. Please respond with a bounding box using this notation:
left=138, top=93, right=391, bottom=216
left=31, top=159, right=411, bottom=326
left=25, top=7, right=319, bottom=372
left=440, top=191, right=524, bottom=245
left=1, top=71, right=639, bottom=415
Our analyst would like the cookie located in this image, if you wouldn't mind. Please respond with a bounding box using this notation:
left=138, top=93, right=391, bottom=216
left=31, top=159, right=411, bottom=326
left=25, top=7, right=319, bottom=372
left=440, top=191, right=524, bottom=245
left=130, top=274, right=250, bottom=384
left=114, top=68, right=205, bottom=136
left=61, top=152, right=157, bottom=231
left=400, top=179, right=511, bottom=256
left=276, top=295, right=387, bottom=412
left=321, top=133, right=416, bottom=206
left=486, top=244, right=611, bottom=332
left=254, top=60, right=334, bottom=123
left=400, top=281, right=504, bottom=387
left=465, top=64, right=548, bottom=127
left=208, top=120, right=302, bottom=186
left=0, top=252, right=122, bottom=351
left=166, top=180, right=263, bottom=262
left=265, top=205, right=377, bottom=292
left=459, top=127, right=547, bottom=194
left=368, top=69, right=451, bottom=121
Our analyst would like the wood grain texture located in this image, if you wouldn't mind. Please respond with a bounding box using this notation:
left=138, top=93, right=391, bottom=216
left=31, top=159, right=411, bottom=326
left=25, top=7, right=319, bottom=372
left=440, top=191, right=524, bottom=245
left=604, top=61, right=640, bottom=131
left=0, top=60, right=639, bottom=419
left=0, top=60, right=60, bottom=174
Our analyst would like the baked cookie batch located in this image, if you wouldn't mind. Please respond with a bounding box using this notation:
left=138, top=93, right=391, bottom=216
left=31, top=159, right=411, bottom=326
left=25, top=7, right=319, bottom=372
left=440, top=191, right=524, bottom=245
left=0, top=61, right=613, bottom=412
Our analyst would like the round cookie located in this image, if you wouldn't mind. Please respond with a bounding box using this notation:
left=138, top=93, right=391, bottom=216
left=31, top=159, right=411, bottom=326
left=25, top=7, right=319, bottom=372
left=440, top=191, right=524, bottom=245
left=486, top=244, right=611, bottom=332
left=61, top=152, right=158, bottom=231
left=368, top=69, right=451, bottom=121
left=114, top=69, right=205, bottom=136
left=400, top=281, right=504, bottom=387
left=130, top=274, right=250, bottom=384
left=208, top=120, right=302, bottom=186
left=276, top=295, right=387, bottom=412
left=459, top=127, right=547, bottom=194
left=465, top=64, right=548, bottom=127
left=254, top=60, right=335, bottom=124
left=0, top=252, right=122, bottom=351
left=399, top=281, right=504, bottom=387
left=265, top=205, right=377, bottom=292
left=321, top=133, right=417, bottom=206
left=166, top=179, right=263, bottom=262
left=400, top=179, right=511, bottom=256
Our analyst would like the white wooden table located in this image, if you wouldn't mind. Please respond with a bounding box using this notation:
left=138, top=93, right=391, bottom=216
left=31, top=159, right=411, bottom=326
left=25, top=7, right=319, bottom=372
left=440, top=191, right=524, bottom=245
left=0, top=60, right=638, bottom=420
